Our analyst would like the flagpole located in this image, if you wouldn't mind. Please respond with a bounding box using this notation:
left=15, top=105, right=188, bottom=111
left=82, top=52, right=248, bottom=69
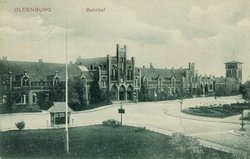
left=65, top=14, right=69, bottom=154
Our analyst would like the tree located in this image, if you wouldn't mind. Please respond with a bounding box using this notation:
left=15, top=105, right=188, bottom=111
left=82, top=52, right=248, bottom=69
left=4, top=92, right=14, bottom=112
left=50, top=82, right=65, bottom=102
left=240, top=81, right=250, bottom=101
left=138, top=85, right=150, bottom=101
left=37, top=91, right=53, bottom=110
left=68, top=78, right=86, bottom=111
left=89, top=77, right=111, bottom=105
left=89, top=77, right=102, bottom=104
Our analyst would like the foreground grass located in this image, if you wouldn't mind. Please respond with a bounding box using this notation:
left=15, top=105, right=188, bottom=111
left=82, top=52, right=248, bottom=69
left=0, top=125, right=233, bottom=159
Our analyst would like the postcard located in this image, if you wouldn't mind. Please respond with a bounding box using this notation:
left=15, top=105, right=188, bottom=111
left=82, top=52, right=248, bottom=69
left=0, top=0, right=249, bottom=158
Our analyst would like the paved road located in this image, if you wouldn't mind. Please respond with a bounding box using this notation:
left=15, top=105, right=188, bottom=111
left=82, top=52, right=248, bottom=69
left=1, top=95, right=249, bottom=155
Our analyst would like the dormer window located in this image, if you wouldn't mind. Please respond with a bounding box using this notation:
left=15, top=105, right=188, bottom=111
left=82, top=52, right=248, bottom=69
left=23, top=76, right=29, bottom=86
left=54, top=77, right=60, bottom=85
left=22, top=70, right=30, bottom=87
left=53, top=71, right=61, bottom=86
left=171, top=77, right=175, bottom=85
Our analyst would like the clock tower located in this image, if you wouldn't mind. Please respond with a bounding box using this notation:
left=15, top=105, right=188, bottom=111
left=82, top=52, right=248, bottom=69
left=225, top=61, right=243, bottom=83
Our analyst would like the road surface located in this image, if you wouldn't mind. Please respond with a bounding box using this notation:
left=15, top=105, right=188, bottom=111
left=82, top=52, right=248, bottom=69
left=1, top=95, right=249, bottom=155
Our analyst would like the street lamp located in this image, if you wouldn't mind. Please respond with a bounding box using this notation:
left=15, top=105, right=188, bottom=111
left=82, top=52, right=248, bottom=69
left=180, top=99, right=183, bottom=111
left=239, top=111, right=246, bottom=131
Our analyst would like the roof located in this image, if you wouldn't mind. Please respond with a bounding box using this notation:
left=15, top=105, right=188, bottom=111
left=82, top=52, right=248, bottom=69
left=48, top=102, right=73, bottom=113
left=76, top=57, right=107, bottom=67
left=139, top=67, right=186, bottom=80
left=224, top=61, right=243, bottom=64
left=214, top=77, right=237, bottom=83
left=80, top=71, right=94, bottom=80
left=0, top=60, right=82, bottom=81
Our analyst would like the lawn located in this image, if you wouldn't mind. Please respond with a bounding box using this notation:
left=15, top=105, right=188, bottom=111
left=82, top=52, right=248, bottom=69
left=183, top=103, right=250, bottom=118
left=0, top=125, right=234, bottom=159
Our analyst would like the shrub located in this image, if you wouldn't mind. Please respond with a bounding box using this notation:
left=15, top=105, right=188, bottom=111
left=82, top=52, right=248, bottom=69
left=15, top=121, right=25, bottom=130
left=102, top=119, right=121, bottom=127
left=170, top=133, right=204, bottom=158
left=135, top=127, right=146, bottom=132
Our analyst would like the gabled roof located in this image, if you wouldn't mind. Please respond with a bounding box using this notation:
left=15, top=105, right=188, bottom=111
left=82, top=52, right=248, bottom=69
left=0, top=60, right=82, bottom=81
left=171, top=69, right=186, bottom=80
left=48, top=102, right=73, bottom=113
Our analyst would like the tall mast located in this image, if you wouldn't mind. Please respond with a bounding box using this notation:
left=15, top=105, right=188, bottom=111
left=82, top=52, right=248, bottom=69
left=65, top=15, right=69, bottom=154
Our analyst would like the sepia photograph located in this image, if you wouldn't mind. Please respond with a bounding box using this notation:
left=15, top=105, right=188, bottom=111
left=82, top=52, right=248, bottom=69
left=0, top=0, right=250, bottom=158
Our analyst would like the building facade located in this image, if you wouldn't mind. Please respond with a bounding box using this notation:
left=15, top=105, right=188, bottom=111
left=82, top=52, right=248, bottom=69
left=0, top=44, right=243, bottom=106
left=0, top=44, right=137, bottom=106
left=75, top=44, right=137, bottom=102
left=137, top=62, right=198, bottom=98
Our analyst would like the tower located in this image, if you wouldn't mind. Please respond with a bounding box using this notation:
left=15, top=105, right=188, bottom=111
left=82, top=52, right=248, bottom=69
left=225, top=61, right=243, bottom=83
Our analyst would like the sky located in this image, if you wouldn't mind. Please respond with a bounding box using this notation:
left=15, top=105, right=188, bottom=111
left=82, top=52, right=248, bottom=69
left=0, top=0, right=250, bottom=81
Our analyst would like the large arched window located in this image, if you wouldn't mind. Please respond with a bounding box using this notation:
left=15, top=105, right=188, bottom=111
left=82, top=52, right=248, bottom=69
left=111, top=65, right=117, bottom=80
left=127, top=66, right=133, bottom=80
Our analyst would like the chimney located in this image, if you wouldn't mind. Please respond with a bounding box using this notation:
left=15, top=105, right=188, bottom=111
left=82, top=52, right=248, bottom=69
left=38, top=59, right=43, bottom=63
left=2, top=56, right=7, bottom=61
left=69, top=61, right=73, bottom=64
left=143, top=65, right=145, bottom=68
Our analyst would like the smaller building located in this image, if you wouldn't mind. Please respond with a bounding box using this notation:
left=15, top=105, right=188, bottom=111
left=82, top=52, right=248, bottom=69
left=48, top=102, right=73, bottom=127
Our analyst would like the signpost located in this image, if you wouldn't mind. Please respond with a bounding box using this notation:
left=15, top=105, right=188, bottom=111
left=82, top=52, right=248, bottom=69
left=118, top=101, right=125, bottom=125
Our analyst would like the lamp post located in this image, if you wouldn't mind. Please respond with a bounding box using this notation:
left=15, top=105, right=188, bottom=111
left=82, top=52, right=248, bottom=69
left=240, top=111, right=246, bottom=131
left=180, top=99, right=183, bottom=111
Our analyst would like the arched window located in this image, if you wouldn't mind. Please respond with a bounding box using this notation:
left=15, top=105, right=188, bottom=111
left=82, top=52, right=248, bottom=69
left=111, top=65, right=117, bottom=80
left=135, top=78, right=138, bottom=87
left=90, top=64, right=94, bottom=70
left=23, top=76, right=30, bottom=86
left=54, top=77, right=60, bottom=85
left=127, top=66, right=133, bottom=80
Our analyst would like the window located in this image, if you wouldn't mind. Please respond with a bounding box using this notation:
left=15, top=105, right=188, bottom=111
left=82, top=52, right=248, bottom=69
left=111, top=65, right=117, bottom=80
left=90, top=64, right=94, bottom=70
left=54, top=77, right=60, bottom=85
left=23, top=76, right=29, bottom=86
left=135, top=78, right=138, bottom=87
left=102, top=80, right=106, bottom=87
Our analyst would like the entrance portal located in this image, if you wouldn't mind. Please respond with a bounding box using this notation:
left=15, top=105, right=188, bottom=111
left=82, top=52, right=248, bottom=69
left=119, top=85, right=126, bottom=101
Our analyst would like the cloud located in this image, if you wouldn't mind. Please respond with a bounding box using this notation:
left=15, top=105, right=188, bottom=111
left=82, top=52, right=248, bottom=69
left=0, top=0, right=250, bottom=81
